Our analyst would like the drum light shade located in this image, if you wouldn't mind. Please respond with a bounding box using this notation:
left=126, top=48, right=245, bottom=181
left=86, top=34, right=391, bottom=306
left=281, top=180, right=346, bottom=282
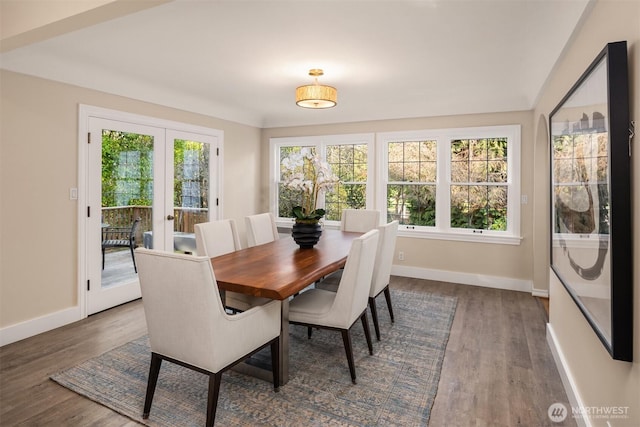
left=296, top=69, right=337, bottom=109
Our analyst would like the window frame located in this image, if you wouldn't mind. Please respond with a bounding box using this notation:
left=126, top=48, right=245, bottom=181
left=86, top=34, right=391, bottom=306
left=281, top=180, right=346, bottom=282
left=270, top=134, right=375, bottom=229
left=377, top=125, right=521, bottom=244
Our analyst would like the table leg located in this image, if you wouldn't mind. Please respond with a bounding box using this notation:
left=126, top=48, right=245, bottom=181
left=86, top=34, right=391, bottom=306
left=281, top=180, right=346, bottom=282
left=280, top=298, right=289, bottom=385
left=229, top=298, right=290, bottom=385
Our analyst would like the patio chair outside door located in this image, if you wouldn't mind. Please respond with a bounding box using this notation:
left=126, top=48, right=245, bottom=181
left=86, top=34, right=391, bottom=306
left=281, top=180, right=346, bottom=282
left=102, top=217, right=141, bottom=272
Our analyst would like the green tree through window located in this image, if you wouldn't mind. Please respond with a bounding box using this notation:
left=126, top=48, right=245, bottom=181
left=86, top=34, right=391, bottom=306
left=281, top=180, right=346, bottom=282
left=450, top=138, right=508, bottom=231
left=102, top=130, right=153, bottom=207
left=387, top=140, right=437, bottom=226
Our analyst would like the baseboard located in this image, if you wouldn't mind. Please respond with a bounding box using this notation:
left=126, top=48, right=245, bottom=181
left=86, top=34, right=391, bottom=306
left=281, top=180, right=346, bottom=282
left=546, top=323, right=590, bottom=427
left=532, top=288, right=549, bottom=298
left=0, top=306, right=81, bottom=347
left=391, top=265, right=532, bottom=293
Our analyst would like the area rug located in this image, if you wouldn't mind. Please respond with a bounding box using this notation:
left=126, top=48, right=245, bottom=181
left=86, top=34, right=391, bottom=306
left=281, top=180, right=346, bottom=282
left=51, top=290, right=457, bottom=426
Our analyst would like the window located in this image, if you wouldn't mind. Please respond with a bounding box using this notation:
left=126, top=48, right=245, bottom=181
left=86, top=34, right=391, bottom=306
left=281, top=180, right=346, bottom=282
left=449, top=138, right=508, bottom=231
left=387, top=140, right=438, bottom=226
left=270, top=134, right=374, bottom=224
left=379, top=125, right=521, bottom=244
left=174, top=140, right=210, bottom=209
left=101, top=130, right=154, bottom=207
left=270, top=126, right=520, bottom=244
left=326, top=143, right=369, bottom=218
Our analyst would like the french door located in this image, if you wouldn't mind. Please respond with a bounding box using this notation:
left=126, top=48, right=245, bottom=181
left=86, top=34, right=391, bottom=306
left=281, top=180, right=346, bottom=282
left=84, top=113, right=219, bottom=315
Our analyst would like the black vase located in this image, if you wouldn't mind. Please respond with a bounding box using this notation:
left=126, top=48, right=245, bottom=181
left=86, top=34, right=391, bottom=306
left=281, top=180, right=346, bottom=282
left=291, top=222, right=323, bottom=249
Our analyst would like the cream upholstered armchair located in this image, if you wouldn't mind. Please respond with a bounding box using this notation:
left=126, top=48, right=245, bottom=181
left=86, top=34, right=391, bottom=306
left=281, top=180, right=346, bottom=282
left=135, top=248, right=281, bottom=426
left=195, top=220, right=269, bottom=312
left=194, top=219, right=241, bottom=257
left=340, top=209, right=380, bottom=233
left=245, top=212, right=280, bottom=247
left=369, top=220, right=399, bottom=340
left=288, top=229, right=379, bottom=384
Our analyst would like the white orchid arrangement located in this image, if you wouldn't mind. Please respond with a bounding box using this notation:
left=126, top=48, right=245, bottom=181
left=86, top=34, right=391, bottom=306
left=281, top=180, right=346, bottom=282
left=281, top=148, right=340, bottom=223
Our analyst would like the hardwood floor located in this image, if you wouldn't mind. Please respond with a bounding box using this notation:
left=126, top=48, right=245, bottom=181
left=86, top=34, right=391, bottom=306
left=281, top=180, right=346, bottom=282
left=0, top=278, right=573, bottom=426
left=0, top=302, right=146, bottom=426
left=407, top=279, right=573, bottom=427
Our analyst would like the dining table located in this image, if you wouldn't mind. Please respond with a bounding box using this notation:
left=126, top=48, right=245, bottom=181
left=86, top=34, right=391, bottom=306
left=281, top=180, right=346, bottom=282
left=210, top=228, right=361, bottom=384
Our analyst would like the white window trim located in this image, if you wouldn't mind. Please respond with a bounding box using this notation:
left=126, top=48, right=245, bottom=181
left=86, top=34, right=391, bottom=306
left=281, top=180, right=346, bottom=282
left=377, top=125, right=522, bottom=245
left=270, top=133, right=375, bottom=229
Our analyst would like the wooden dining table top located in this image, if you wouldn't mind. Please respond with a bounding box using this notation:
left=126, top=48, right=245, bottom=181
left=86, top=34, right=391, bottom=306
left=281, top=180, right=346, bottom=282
left=210, top=229, right=360, bottom=300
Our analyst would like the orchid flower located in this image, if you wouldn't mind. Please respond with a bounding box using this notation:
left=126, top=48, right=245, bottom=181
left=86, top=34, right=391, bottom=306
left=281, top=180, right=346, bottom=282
left=281, top=150, right=340, bottom=222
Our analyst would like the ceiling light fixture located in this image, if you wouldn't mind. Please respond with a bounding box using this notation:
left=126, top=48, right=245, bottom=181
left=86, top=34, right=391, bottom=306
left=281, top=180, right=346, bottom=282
left=295, top=69, right=337, bottom=109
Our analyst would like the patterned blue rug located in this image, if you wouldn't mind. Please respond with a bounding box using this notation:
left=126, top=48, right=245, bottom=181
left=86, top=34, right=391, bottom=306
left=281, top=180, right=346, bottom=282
left=51, top=289, right=456, bottom=426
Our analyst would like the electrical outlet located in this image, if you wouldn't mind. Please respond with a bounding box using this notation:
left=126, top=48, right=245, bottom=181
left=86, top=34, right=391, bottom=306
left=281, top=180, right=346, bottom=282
left=398, top=251, right=405, bottom=261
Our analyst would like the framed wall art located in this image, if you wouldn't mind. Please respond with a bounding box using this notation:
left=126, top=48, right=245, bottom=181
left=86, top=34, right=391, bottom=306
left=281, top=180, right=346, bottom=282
left=549, top=41, right=632, bottom=361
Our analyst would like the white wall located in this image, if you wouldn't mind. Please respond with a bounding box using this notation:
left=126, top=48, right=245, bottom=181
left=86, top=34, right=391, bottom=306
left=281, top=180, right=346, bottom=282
left=534, top=1, right=639, bottom=425
left=0, top=70, right=262, bottom=340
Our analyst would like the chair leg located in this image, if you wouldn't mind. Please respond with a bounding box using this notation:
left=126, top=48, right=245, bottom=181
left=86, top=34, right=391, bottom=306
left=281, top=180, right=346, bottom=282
left=270, top=338, right=280, bottom=392
left=307, top=326, right=313, bottom=339
left=361, top=312, right=374, bottom=355
left=383, top=286, right=394, bottom=323
left=340, top=329, right=357, bottom=384
left=142, top=353, right=162, bottom=419
left=369, top=296, right=381, bottom=341
left=130, top=244, right=137, bottom=273
left=206, top=372, right=222, bottom=427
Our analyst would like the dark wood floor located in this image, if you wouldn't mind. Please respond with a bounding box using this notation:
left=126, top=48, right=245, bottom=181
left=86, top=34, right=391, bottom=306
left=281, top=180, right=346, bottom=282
left=0, top=278, right=573, bottom=426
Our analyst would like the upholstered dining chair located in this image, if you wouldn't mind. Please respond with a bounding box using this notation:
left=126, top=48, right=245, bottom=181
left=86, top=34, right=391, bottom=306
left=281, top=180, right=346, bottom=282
left=369, top=220, right=399, bottom=341
left=318, top=209, right=380, bottom=285
left=340, top=209, right=380, bottom=233
left=288, top=229, right=379, bottom=384
left=135, top=248, right=281, bottom=427
left=245, top=212, right=280, bottom=247
left=195, top=220, right=269, bottom=312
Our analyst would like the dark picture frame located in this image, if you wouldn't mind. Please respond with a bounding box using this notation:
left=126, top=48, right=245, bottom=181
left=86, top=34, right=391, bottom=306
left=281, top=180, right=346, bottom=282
left=549, top=41, right=632, bottom=362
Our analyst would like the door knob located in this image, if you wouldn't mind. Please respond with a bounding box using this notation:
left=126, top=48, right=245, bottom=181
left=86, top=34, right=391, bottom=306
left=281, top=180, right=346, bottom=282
left=167, top=215, right=175, bottom=220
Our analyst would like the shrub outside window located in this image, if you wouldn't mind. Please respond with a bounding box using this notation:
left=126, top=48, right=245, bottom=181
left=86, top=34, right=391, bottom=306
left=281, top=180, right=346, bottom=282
left=325, top=143, right=368, bottom=220
left=449, top=138, right=508, bottom=231
left=387, top=140, right=438, bottom=226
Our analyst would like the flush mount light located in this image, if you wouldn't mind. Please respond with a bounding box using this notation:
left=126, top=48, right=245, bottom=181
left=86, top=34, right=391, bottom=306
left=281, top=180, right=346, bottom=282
left=295, top=69, right=337, bottom=109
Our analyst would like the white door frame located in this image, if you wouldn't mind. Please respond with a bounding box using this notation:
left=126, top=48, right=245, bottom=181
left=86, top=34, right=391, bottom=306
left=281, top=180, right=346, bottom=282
left=78, top=104, right=224, bottom=318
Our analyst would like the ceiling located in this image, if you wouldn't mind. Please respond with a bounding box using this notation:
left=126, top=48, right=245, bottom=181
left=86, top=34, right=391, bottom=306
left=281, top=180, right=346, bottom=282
left=0, top=0, right=592, bottom=128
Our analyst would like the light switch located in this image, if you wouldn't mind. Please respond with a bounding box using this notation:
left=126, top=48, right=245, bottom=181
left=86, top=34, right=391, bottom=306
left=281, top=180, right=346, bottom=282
left=70, top=188, right=78, bottom=200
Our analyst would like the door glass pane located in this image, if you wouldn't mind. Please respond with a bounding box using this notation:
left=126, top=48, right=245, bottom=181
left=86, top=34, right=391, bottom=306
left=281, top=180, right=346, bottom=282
left=101, top=130, right=154, bottom=288
left=173, top=139, right=210, bottom=253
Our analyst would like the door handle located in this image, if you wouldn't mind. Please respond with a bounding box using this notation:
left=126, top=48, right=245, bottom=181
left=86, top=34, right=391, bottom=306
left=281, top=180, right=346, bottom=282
left=167, top=215, right=175, bottom=220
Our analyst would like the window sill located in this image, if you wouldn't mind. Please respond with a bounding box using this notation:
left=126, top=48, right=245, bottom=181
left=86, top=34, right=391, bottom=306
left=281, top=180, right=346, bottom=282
left=397, top=229, right=523, bottom=245
left=278, top=219, right=522, bottom=245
